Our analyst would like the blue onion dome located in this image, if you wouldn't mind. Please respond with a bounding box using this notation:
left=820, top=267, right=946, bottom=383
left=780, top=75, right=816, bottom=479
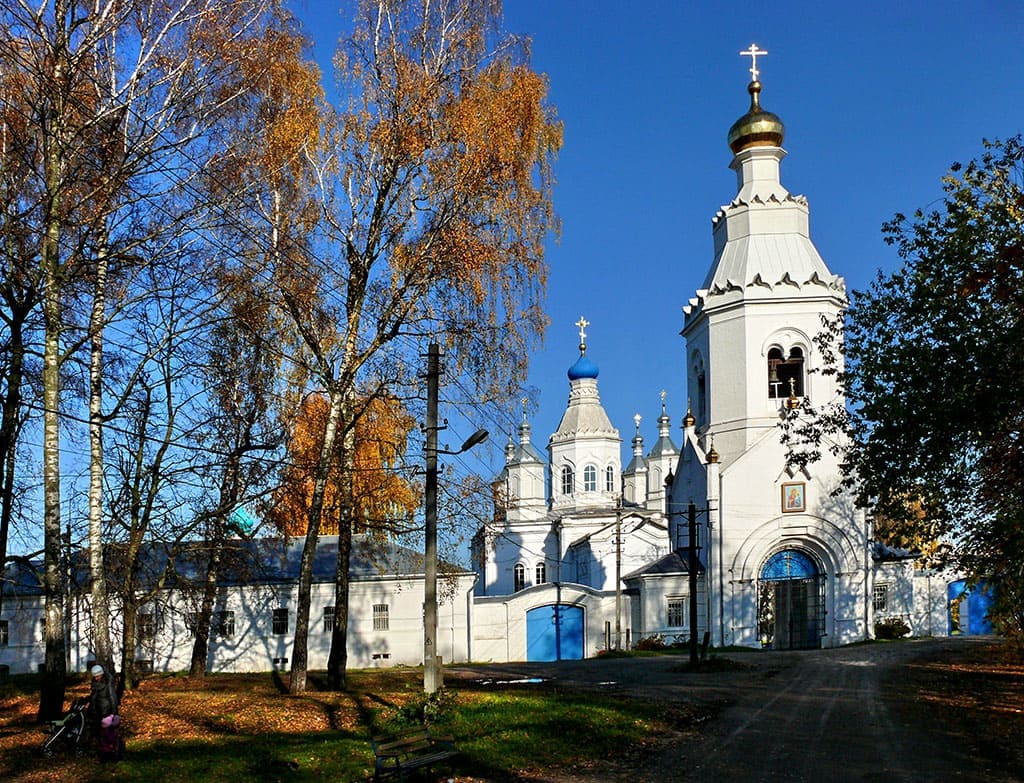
left=568, top=353, right=599, bottom=380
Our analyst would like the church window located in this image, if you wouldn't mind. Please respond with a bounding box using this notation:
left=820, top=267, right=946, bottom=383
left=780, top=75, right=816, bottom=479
left=666, top=597, right=686, bottom=628
left=214, top=610, right=235, bottom=639
left=0, top=619, right=7, bottom=646
left=137, top=611, right=156, bottom=641
left=514, top=563, right=526, bottom=592
left=584, top=465, right=597, bottom=492
left=692, top=352, right=707, bottom=424
left=605, top=465, right=615, bottom=492
left=873, top=583, right=890, bottom=613
left=696, top=372, right=707, bottom=422
left=272, top=608, right=289, bottom=635
left=535, top=562, right=546, bottom=584
left=372, top=604, right=389, bottom=631
left=560, top=465, right=574, bottom=495
left=322, top=606, right=335, bottom=633
left=768, top=346, right=805, bottom=399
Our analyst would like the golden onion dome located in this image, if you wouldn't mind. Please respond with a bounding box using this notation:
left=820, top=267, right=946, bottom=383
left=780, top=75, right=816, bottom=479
left=682, top=400, right=696, bottom=429
left=727, top=80, right=785, bottom=154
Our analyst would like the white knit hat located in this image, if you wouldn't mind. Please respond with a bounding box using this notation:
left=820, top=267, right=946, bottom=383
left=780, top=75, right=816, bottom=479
left=90, top=665, right=104, bottom=677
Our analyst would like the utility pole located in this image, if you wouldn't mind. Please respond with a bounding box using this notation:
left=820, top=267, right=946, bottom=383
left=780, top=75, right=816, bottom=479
left=615, top=496, right=622, bottom=650
left=422, top=343, right=488, bottom=693
left=423, top=343, right=441, bottom=694
left=688, top=501, right=699, bottom=666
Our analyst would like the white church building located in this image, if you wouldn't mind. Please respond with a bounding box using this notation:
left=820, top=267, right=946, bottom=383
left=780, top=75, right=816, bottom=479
left=469, top=57, right=954, bottom=661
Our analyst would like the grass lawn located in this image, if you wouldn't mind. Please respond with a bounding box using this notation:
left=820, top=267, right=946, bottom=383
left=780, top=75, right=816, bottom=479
left=0, top=666, right=698, bottom=783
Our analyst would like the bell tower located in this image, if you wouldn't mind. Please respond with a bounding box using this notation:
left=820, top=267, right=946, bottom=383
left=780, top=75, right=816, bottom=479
left=681, top=46, right=846, bottom=467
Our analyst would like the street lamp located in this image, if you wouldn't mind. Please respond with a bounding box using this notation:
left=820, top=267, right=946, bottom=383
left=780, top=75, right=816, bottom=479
left=424, top=422, right=488, bottom=695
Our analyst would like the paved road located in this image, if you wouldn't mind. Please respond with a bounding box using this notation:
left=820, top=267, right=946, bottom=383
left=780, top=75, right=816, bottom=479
left=447, top=637, right=1016, bottom=783
left=674, top=640, right=985, bottom=782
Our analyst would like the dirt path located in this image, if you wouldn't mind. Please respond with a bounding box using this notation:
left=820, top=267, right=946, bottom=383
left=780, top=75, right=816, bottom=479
left=446, top=637, right=1023, bottom=783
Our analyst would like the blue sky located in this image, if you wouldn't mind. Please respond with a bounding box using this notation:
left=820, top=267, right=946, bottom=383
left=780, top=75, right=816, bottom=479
left=294, top=0, right=1020, bottom=476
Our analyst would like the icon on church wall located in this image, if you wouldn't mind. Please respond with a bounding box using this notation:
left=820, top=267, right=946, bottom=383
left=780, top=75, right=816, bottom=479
left=782, top=482, right=805, bottom=513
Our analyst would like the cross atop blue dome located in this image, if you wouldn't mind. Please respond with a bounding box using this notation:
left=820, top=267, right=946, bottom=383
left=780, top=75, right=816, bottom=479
left=567, top=315, right=599, bottom=380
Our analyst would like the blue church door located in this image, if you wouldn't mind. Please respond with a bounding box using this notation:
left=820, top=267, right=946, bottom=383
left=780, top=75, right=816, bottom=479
left=758, top=550, right=825, bottom=650
left=526, top=605, right=584, bottom=661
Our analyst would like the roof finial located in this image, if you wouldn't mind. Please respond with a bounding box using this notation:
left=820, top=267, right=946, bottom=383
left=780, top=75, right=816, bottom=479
left=706, top=435, right=720, bottom=464
left=521, top=396, right=529, bottom=423
left=740, top=43, right=768, bottom=82
left=659, top=389, right=667, bottom=413
left=683, top=398, right=696, bottom=429
left=575, top=316, right=590, bottom=354
left=633, top=413, right=642, bottom=434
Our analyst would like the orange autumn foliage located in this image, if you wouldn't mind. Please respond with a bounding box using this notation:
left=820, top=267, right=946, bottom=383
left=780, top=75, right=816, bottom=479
left=268, top=393, right=418, bottom=537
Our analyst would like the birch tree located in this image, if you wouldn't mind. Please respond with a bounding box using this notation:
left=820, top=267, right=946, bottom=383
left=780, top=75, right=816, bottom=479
left=280, top=0, right=561, bottom=693
left=0, top=0, right=292, bottom=716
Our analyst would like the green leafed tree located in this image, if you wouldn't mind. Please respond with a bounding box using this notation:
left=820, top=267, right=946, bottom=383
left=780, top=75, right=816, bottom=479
left=786, top=136, right=1024, bottom=644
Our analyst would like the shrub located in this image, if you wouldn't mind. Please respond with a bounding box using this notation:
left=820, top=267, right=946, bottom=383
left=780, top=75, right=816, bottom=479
left=633, top=634, right=667, bottom=651
left=399, top=687, right=458, bottom=725
left=874, top=616, right=911, bottom=640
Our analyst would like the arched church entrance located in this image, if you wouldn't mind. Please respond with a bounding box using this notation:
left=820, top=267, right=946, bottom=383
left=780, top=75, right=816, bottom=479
left=526, top=604, right=584, bottom=661
left=758, top=549, right=825, bottom=650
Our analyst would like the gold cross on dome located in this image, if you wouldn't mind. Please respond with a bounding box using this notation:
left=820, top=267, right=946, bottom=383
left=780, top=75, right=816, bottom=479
left=575, top=316, right=589, bottom=343
left=575, top=316, right=590, bottom=352
left=740, top=43, right=768, bottom=81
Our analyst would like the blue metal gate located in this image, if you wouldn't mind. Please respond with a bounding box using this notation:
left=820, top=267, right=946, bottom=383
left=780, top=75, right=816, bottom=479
left=758, top=549, right=825, bottom=650
left=526, top=604, right=584, bottom=661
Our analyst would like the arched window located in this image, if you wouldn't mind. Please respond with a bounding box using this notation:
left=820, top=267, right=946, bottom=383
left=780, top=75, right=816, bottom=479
left=768, top=346, right=805, bottom=399
left=605, top=465, right=615, bottom=492
left=535, top=562, right=546, bottom=584
left=514, top=563, right=526, bottom=592
left=583, top=464, right=597, bottom=492
left=692, top=352, right=707, bottom=423
left=560, top=465, right=574, bottom=495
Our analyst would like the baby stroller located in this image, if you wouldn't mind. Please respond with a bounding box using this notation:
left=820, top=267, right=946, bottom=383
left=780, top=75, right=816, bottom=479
left=40, top=697, right=90, bottom=757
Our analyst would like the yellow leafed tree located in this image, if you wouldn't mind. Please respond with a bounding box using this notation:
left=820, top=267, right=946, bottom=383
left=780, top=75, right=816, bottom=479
left=268, top=393, right=419, bottom=538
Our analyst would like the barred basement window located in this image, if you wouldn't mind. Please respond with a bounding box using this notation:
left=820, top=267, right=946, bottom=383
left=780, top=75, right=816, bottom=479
left=0, top=619, right=8, bottom=646
left=667, top=598, right=686, bottom=628
left=873, top=583, right=890, bottom=613
left=323, top=606, right=335, bottom=633
left=272, top=608, right=289, bottom=635
left=372, top=604, right=389, bottom=631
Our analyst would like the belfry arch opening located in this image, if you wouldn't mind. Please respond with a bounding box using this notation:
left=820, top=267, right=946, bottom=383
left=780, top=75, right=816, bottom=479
left=767, top=346, right=804, bottom=399
left=757, top=548, right=825, bottom=650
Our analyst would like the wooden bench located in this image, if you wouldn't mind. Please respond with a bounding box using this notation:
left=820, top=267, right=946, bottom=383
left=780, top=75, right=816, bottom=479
left=371, top=726, right=458, bottom=782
